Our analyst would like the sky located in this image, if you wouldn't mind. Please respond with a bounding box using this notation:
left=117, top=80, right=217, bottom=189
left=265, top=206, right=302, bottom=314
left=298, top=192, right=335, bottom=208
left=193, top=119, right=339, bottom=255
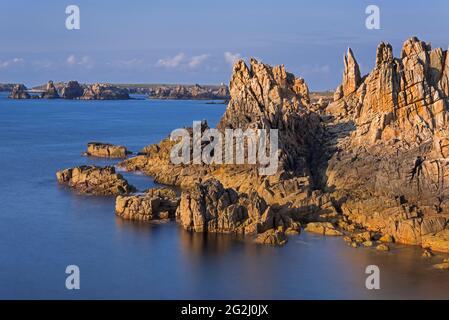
left=0, top=0, right=448, bottom=91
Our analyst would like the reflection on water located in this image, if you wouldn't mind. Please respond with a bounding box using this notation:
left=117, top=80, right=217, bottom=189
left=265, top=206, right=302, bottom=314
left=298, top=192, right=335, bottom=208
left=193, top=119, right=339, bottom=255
left=0, top=94, right=448, bottom=299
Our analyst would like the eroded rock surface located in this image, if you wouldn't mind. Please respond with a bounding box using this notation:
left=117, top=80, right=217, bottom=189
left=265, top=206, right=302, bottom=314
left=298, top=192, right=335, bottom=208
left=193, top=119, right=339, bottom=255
left=176, top=179, right=300, bottom=242
left=116, top=188, right=179, bottom=221
left=56, top=165, right=135, bottom=195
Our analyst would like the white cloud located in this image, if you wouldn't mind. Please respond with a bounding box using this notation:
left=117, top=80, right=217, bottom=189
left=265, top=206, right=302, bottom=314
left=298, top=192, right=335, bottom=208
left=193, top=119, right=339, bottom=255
left=188, top=54, right=210, bottom=68
left=156, top=53, right=210, bottom=69
left=156, top=53, right=186, bottom=68
left=0, top=57, right=24, bottom=69
left=67, top=54, right=77, bottom=65
left=67, top=54, right=94, bottom=68
left=224, top=52, right=242, bottom=66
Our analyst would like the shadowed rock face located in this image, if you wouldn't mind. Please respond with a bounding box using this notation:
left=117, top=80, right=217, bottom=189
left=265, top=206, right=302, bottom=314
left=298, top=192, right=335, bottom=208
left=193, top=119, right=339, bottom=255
left=56, top=166, right=135, bottom=196
left=81, top=83, right=130, bottom=100
left=9, top=84, right=30, bottom=99
left=326, top=37, right=449, bottom=252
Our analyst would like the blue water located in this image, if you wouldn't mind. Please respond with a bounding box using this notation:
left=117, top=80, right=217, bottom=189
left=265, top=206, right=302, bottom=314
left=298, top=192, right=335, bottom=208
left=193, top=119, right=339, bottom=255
left=0, top=92, right=448, bottom=299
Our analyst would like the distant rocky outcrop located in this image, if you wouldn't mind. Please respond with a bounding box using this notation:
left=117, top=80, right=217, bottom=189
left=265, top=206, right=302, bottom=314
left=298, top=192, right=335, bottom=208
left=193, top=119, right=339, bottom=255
left=41, top=81, right=60, bottom=99
left=8, top=84, right=30, bottom=99
left=81, top=83, right=130, bottom=100
left=56, top=165, right=135, bottom=195
left=84, top=142, right=130, bottom=158
left=0, top=83, right=19, bottom=92
left=60, top=81, right=84, bottom=99
left=148, top=84, right=229, bottom=100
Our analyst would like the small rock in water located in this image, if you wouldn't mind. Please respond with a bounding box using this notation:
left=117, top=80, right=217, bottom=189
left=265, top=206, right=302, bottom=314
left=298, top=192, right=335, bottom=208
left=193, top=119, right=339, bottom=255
left=376, top=244, right=390, bottom=251
left=422, top=249, right=433, bottom=258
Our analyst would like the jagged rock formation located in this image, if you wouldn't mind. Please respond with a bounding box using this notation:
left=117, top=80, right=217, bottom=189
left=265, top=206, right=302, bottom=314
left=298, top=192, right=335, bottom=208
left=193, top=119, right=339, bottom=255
left=117, top=37, right=449, bottom=251
left=176, top=179, right=300, bottom=242
left=61, top=81, right=84, bottom=99
left=120, top=59, right=328, bottom=208
left=41, top=81, right=60, bottom=99
left=84, top=142, right=130, bottom=158
left=116, top=188, right=179, bottom=221
left=8, top=84, right=30, bottom=99
left=148, top=84, right=229, bottom=100
left=56, top=166, right=135, bottom=195
left=326, top=36, right=449, bottom=252
left=333, top=48, right=362, bottom=100
left=81, top=83, right=130, bottom=100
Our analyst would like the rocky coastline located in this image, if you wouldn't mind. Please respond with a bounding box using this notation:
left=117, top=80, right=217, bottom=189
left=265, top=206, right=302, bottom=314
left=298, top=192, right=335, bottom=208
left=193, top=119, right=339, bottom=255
left=54, top=37, right=449, bottom=268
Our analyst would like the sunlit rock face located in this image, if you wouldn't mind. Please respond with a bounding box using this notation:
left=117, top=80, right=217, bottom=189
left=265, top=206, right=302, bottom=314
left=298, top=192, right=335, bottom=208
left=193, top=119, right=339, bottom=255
left=326, top=37, right=449, bottom=251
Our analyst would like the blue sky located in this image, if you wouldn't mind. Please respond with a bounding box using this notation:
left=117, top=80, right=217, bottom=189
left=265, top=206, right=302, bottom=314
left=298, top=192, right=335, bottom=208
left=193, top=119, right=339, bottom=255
left=0, top=0, right=448, bottom=90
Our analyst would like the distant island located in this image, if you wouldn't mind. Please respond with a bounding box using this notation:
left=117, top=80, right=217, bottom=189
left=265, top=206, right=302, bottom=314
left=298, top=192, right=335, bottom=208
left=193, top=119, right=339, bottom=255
left=2, top=81, right=231, bottom=101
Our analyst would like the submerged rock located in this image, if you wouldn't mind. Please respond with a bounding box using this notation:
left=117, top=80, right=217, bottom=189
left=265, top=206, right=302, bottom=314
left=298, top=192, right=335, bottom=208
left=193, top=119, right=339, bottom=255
left=84, top=142, right=130, bottom=158
left=56, top=165, right=135, bottom=195
left=116, top=188, right=179, bottom=221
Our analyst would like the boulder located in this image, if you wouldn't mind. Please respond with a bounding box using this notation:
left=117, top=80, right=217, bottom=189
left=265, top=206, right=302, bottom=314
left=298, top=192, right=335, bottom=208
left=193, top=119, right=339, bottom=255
left=116, top=188, right=179, bottom=221
left=254, top=228, right=287, bottom=246
left=56, top=165, right=135, bottom=195
left=305, top=222, right=342, bottom=236
left=84, top=142, right=130, bottom=158
left=376, top=244, right=390, bottom=251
